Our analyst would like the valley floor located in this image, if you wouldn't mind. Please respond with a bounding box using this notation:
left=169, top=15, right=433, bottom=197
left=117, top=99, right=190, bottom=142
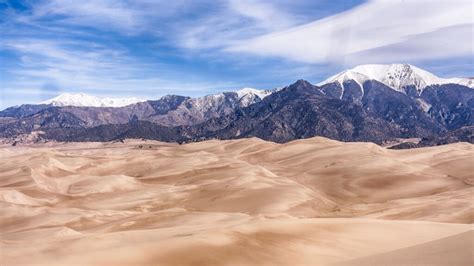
left=1, top=138, right=473, bottom=265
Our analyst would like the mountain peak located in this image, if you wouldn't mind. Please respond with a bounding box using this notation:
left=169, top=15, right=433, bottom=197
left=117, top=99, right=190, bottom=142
left=292, top=79, right=313, bottom=87
left=42, top=93, right=145, bottom=107
left=318, top=63, right=474, bottom=92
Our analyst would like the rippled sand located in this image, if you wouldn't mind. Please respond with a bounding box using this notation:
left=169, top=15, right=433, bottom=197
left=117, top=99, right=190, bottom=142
left=1, top=137, right=473, bottom=265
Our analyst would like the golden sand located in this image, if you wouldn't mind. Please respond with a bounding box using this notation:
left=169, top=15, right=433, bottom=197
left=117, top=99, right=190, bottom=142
left=1, top=137, right=473, bottom=265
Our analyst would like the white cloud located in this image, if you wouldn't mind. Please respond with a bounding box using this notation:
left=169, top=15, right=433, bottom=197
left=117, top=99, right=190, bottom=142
left=225, top=0, right=473, bottom=65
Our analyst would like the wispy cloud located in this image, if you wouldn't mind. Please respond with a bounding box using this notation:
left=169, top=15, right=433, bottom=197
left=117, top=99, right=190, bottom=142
left=1, top=37, right=239, bottom=93
left=227, top=0, right=297, bottom=30
left=225, top=0, right=473, bottom=65
left=175, top=0, right=303, bottom=50
left=32, top=0, right=140, bottom=31
left=13, top=0, right=190, bottom=33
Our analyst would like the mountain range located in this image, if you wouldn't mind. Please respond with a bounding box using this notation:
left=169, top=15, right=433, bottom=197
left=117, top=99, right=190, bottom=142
left=1, top=64, right=473, bottom=147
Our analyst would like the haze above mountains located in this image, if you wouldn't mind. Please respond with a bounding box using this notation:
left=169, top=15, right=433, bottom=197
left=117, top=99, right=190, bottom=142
left=1, top=64, right=473, bottom=147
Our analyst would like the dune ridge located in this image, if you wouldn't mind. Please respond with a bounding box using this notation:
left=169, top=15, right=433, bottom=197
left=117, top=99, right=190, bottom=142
left=1, top=137, right=473, bottom=265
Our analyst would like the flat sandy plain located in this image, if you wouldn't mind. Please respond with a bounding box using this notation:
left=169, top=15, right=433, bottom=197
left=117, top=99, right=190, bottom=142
left=1, top=137, right=473, bottom=265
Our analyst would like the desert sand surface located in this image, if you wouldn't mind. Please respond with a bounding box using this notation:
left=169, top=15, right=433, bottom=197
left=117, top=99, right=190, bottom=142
left=1, top=137, right=473, bottom=265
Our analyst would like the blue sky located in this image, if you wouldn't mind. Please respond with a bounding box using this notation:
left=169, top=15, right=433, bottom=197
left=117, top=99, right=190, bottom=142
left=0, top=0, right=472, bottom=108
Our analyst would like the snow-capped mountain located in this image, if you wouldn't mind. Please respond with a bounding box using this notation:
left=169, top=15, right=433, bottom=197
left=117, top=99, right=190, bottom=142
left=40, top=88, right=274, bottom=108
left=42, top=93, right=145, bottom=107
left=318, top=64, right=474, bottom=93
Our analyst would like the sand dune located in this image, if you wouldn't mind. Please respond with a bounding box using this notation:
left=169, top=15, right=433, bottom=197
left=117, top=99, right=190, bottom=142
left=1, top=137, right=473, bottom=265
left=335, top=230, right=474, bottom=266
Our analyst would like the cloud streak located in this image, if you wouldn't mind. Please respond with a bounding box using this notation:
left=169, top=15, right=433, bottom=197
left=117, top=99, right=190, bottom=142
left=175, top=0, right=303, bottom=50
left=225, top=0, right=473, bottom=64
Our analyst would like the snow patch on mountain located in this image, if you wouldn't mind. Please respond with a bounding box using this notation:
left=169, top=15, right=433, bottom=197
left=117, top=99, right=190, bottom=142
left=188, top=88, right=274, bottom=110
left=42, top=93, right=145, bottom=107
left=234, top=87, right=274, bottom=106
left=235, top=87, right=272, bottom=100
left=448, top=77, right=474, bottom=88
